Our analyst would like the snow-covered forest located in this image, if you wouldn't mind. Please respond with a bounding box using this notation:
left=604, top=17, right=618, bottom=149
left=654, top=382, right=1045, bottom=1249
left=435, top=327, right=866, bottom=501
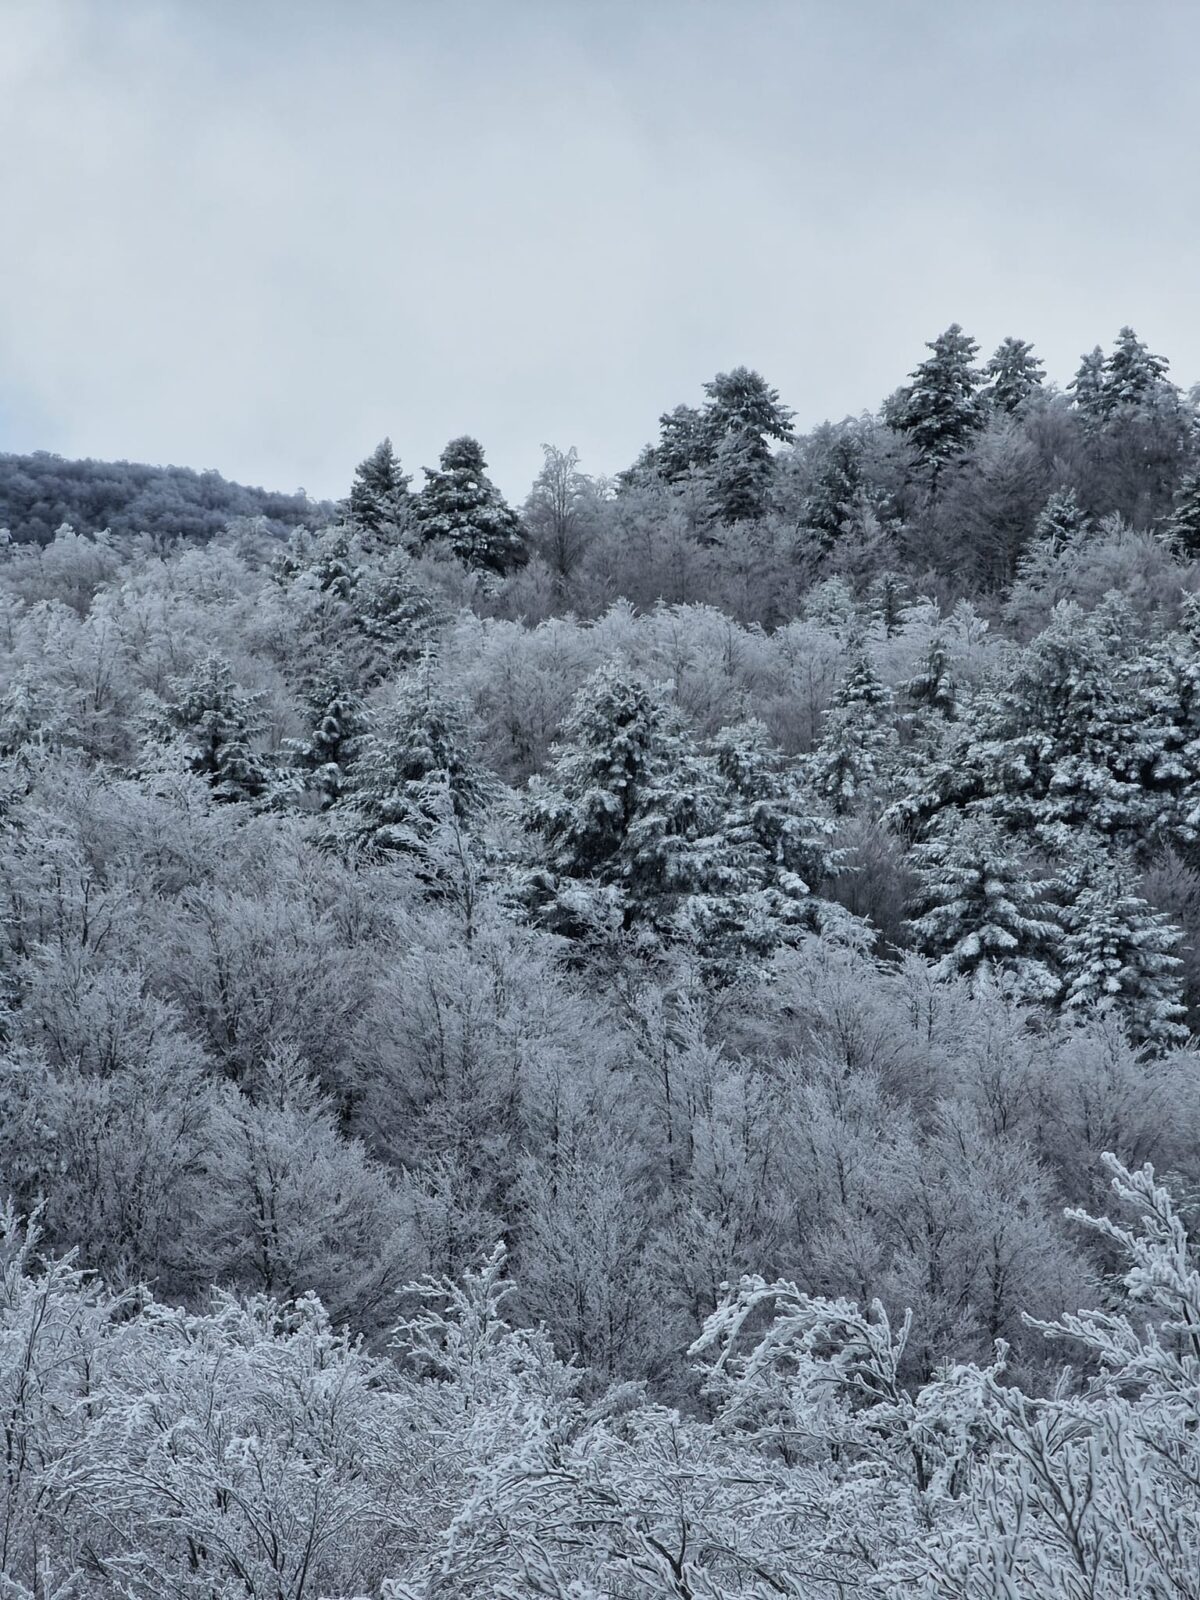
left=2, top=323, right=1200, bottom=1594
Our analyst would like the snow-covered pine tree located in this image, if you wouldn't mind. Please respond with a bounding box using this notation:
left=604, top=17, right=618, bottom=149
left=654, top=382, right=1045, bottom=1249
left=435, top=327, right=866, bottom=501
left=906, top=814, right=1060, bottom=995
left=700, top=367, right=795, bottom=521
left=1068, top=345, right=1108, bottom=424
left=351, top=547, right=444, bottom=672
left=415, top=436, right=527, bottom=574
left=866, top=570, right=910, bottom=637
left=284, top=662, right=365, bottom=807
left=524, top=664, right=747, bottom=947
left=967, top=602, right=1154, bottom=846
left=654, top=404, right=713, bottom=483
left=162, top=654, right=268, bottom=803
left=709, top=717, right=840, bottom=946
left=346, top=437, right=411, bottom=540
left=1054, top=858, right=1188, bottom=1049
left=1166, top=471, right=1200, bottom=555
left=338, top=670, right=493, bottom=857
left=800, top=424, right=864, bottom=546
left=889, top=323, right=983, bottom=481
left=905, top=632, right=957, bottom=720
left=808, top=644, right=898, bottom=815
left=1103, top=326, right=1173, bottom=413
left=982, top=336, right=1045, bottom=414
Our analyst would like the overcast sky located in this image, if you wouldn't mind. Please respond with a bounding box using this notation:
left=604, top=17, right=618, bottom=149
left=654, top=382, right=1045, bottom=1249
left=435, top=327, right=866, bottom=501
left=1, top=0, right=1197, bottom=502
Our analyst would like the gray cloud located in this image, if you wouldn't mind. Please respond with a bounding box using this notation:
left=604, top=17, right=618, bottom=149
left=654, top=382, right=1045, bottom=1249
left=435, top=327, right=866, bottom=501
left=1, top=0, right=1197, bottom=501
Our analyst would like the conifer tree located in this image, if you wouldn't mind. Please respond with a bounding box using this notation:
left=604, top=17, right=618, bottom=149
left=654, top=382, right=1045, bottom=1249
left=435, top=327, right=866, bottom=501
left=982, top=337, right=1045, bottom=414
left=525, top=665, right=745, bottom=943
left=905, top=633, right=957, bottom=719
left=700, top=368, right=795, bottom=521
left=163, top=654, right=267, bottom=803
left=890, top=324, right=983, bottom=480
left=801, top=426, right=863, bottom=545
left=1033, top=487, right=1091, bottom=548
left=340, top=672, right=492, bottom=856
left=285, top=663, right=364, bottom=807
left=352, top=548, right=444, bottom=670
left=1068, top=345, right=1107, bottom=422
left=415, top=436, right=527, bottom=574
left=906, top=815, right=1060, bottom=994
left=347, top=438, right=411, bottom=539
left=1103, top=326, right=1173, bottom=412
left=709, top=718, right=839, bottom=943
left=654, top=405, right=712, bottom=482
left=1167, top=472, right=1200, bottom=555
left=1055, top=860, right=1188, bottom=1049
left=808, top=645, right=897, bottom=815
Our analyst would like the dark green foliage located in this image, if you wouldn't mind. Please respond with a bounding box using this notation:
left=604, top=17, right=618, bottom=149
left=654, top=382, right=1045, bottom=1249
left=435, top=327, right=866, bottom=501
left=286, top=664, right=365, bottom=807
left=0, top=450, right=321, bottom=545
left=701, top=367, right=795, bottom=521
left=163, top=654, right=268, bottom=803
left=889, top=324, right=983, bottom=480
left=1167, top=473, right=1200, bottom=555
left=346, top=438, right=411, bottom=539
left=415, top=436, right=527, bottom=574
left=339, top=673, right=493, bottom=856
left=1069, top=345, right=1107, bottom=421
left=983, top=338, right=1045, bottom=414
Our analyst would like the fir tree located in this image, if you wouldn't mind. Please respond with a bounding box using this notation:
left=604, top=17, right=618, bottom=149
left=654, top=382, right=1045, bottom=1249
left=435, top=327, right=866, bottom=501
left=525, top=665, right=745, bottom=943
left=339, top=671, right=493, bottom=857
left=800, top=426, right=863, bottom=545
left=982, top=337, right=1045, bottom=414
left=709, top=718, right=839, bottom=944
left=285, top=663, right=364, bottom=808
left=700, top=368, right=795, bottom=521
left=415, top=436, right=527, bottom=574
left=1103, top=326, right=1173, bottom=412
left=866, top=570, right=910, bottom=637
left=352, top=548, right=444, bottom=671
left=808, top=645, right=897, bottom=815
left=1055, top=860, right=1188, bottom=1049
left=1167, top=472, right=1200, bottom=555
left=347, top=438, right=411, bottom=540
left=1033, top=487, right=1091, bottom=548
left=1068, top=345, right=1107, bottom=422
left=163, top=654, right=267, bottom=803
left=905, top=633, right=957, bottom=719
left=890, top=324, right=983, bottom=480
left=654, top=404, right=712, bottom=482
left=906, top=815, right=1060, bottom=994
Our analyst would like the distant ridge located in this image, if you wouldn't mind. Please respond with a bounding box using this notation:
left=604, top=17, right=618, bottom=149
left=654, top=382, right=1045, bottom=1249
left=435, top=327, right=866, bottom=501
left=0, top=449, right=332, bottom=545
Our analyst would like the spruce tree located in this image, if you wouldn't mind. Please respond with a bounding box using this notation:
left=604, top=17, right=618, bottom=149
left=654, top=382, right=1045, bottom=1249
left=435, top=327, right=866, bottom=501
left=1055, top=860, right=1188, bottom=1049
left=347, top=438, right=411, bottom=540
left=352, top=548, right=444, bottom=671
left=1167, top=472, right=1200, bottom=555
left=905, top=633, right=957, bottom=719
left=415, top=436, right=527, bottom=574
left=285, top=663, right=364, bottom=808
left=709, top=718, right=839, bottom=944
left=339, top=671, right=492, bottom=856
left=890, top=324, right=983, bottom=480
left=1068, top=346, right=1107, bottom=423
left=906, top=815, right=1060, bottom=994
left=700, top=367, right=795, bottom=521
left=654, top=404, right=712, bottom=482
left=808, top=646, right=897, bottom=815
left=525, top=665, right=745, bottom=943
left=163, top=655, right=268, bottom=803
left=983, top=337, right=1045, bottom=414
left=1103, top=326, right=1173, bottom=412
left=801, top=425, right=863, bottom=545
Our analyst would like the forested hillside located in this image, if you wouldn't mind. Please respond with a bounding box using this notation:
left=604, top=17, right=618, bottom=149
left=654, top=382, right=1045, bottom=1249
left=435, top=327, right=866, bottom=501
left=0, top=449, right=325, bottom=545
left=2, top=324, right=1199, bottom=1596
